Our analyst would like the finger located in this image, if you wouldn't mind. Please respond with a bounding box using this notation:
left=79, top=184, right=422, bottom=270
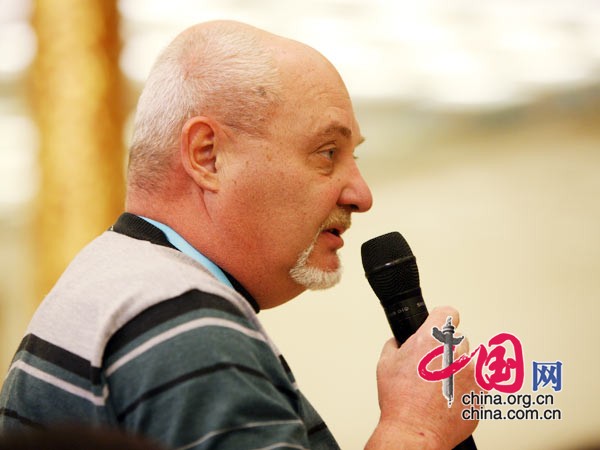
left=380, top=337, right=400, bottom=356
left=424, top=305, right=460, bottom=329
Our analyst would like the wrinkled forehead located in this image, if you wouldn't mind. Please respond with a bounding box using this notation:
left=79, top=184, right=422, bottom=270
left=269, top=39, right=361, bottom=140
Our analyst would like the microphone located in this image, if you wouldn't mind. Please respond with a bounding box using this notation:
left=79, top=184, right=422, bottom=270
left=361, top=231, right=477, bottom=450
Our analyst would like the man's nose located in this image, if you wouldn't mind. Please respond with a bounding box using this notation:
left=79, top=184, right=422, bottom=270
left=338, top=162, right=373, bottom=213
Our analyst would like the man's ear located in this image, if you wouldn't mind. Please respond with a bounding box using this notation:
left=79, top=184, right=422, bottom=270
left=180, top=116, right=220, bottom=192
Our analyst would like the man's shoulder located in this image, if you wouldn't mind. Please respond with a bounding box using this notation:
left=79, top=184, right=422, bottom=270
left=104, top=287, right=278, bottom=375
left=68, top=229, right=198, bottom=281
left=44, top=229, right=238, bottom=311
left=28, top=231, right=252, bottom=367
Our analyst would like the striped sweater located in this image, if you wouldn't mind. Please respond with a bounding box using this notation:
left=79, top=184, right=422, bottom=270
left=0, top=214, right=340, bottom=450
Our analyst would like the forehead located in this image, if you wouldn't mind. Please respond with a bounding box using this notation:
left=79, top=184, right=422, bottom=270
left=272, top=102, right=363, bottom=150
left=281, top=73, right=361, bottom=139
left=270, top=40, right=362, bottom=143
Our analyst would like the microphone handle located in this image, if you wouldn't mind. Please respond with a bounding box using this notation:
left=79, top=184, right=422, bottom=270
left=383, top=294, right=477, bottom=450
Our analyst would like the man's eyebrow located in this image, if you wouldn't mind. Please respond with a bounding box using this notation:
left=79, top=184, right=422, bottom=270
left=318, top=124, right=365, bottom=145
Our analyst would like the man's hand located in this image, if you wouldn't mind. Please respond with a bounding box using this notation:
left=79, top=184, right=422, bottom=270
left=366, top=306, right=479, bottom=450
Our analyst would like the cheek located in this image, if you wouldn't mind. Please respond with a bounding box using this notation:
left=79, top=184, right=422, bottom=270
left=221, top=165, right=307, bottom=238
left=219, top=156, right=339, bottom=257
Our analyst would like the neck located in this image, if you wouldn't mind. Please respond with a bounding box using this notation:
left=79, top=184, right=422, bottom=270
left=125, top=190, right=305, bottom=310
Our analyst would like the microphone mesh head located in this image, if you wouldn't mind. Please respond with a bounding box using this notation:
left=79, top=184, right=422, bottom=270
left=361, top=232, right=421, bottom=303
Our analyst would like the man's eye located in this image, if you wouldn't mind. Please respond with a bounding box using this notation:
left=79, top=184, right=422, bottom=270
left=320, top=149, right=336, bottom=160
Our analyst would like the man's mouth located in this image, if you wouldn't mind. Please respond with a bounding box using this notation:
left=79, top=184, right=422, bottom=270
left=324, top=227, right=342, bottom=237
left=318, top=207, right=352, bottom=244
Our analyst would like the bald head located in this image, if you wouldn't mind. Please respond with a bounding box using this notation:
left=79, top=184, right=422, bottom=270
left=124, top=21, right=370, bottom=307
left=128, top=21, right=285, bottom=193
left=126, top=21, right=353, bottom=203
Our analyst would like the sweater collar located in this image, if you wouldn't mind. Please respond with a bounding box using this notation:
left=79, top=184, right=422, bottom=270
left=110, top=213, right=261, bottom=313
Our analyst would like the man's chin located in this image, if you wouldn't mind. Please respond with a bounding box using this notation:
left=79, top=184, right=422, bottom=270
left=289, top=236, right=343, bottom=290
left=289, top=264, right=342, bottom=290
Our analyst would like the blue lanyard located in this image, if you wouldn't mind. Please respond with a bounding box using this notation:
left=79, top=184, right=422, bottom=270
left=139, top=216, right=233, bottom=289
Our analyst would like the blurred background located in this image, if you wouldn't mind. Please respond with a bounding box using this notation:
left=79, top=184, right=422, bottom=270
left=1, top=0, right=599, bottom=448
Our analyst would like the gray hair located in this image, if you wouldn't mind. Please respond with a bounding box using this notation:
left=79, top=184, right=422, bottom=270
left=128, top=22, right=281, bottom=192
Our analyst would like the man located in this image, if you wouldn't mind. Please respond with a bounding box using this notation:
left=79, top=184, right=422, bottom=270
left=0, top=21, right=478, bottom=449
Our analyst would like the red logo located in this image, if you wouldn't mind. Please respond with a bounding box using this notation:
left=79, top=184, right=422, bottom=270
left=418, top=317, right=525, bottom=405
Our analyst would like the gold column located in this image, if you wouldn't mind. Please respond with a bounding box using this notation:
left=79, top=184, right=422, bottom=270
left=31, top=0, right=125, bottom=302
